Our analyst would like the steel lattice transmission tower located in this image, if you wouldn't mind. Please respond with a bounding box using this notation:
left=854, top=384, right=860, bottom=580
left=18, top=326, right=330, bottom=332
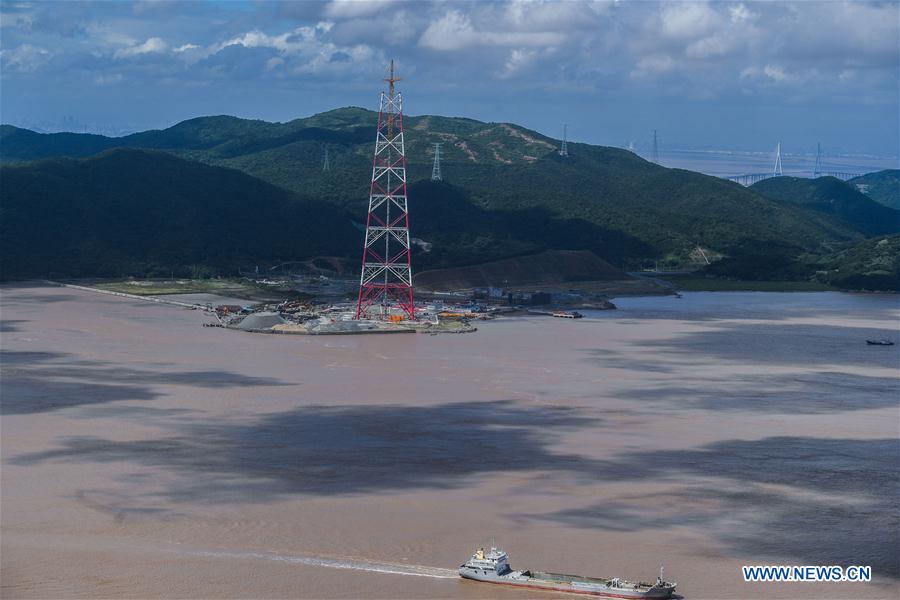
left=559, top=124, right=568, bottom=156
left=651, top=130, right=659, bottom=164
left=773, top=141, right=784, bottom=176
left=355, top=60, right=415, bottom=321
left=431, top=143, right=442, bottom=181
left=323, top=146, right=330, bottom=171
left=813, top=142, right=822, bottom=177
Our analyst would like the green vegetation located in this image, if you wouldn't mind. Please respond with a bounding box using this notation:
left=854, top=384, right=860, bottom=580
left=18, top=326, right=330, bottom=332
left=0, top=149, right=357, bottom=279
left=848, top=170, right=900, bottom=210
left=750, top=176, right=900, bottom=236
left=815, top=234, right=900, bottom=291
left=92, top=278, right=266, bottom=297
left=2, top=109, right=898, bottom=290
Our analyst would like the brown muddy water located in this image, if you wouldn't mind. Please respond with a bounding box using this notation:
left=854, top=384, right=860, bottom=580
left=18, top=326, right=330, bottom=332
left=1, top=284, right=898, bottom=599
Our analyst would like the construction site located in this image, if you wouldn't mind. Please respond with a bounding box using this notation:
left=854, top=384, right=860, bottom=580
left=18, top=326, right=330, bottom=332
left=182, top=62, right=654, bottom=336
left=50, top=62, right=685, bottom=335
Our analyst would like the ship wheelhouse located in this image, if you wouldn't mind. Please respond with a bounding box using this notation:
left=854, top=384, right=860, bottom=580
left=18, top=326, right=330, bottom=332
left=463, top=547, right=511, bottom=575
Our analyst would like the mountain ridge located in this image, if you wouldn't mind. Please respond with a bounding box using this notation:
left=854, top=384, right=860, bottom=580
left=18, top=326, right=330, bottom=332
left=1, top=108, right=895, bottom=288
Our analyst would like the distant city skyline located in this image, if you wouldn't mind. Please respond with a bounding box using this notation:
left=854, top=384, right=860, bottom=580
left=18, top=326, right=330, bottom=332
left=2, top=1, right=897, bottom=156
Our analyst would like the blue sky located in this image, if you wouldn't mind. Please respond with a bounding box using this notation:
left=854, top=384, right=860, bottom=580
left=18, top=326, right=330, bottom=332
left=1, top=0, right=898, bottom=156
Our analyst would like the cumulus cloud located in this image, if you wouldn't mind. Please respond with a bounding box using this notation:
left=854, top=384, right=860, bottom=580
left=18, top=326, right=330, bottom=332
left=324, top=0, right=400, bottom=19
left=208, top=22, right=381, bottom=76
left=113, top=36, right=168, bottom=59
left=0, top=0, right=895, bottom=153
left=419, top=9, right=565, bottom=51
left=660, top=2, right=721, bottom=40
left=498, top=48, right=538, bottom=79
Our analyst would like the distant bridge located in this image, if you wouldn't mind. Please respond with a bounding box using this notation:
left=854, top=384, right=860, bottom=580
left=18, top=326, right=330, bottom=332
left=723, top=141, right=864, bottom=186
left=724, top=171, right=863, bottom=187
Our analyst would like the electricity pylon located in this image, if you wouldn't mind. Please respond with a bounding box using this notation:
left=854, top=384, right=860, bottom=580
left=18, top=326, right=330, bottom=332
left=355, top=60, right=415, bottom=321
left=431, top=143, right=442, bottom=181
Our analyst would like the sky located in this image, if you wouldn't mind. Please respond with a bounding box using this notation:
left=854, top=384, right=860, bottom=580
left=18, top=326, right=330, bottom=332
left=1, top=0, right=898, bottom=157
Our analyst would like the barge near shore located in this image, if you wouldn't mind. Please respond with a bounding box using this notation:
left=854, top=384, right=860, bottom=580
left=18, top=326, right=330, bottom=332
left=459, top=547, right=676, bottom=598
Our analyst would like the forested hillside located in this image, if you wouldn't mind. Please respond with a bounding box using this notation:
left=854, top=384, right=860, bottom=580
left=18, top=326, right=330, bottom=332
left=1, top=109, right=895, bottom=289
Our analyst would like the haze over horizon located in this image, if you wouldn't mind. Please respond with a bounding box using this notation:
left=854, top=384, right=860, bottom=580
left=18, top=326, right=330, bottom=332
left=1, top=0, right=898, bottom=157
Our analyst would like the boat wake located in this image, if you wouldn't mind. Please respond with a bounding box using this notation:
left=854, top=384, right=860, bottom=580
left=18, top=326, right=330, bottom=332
left=186, top=548, right=458, bottom=579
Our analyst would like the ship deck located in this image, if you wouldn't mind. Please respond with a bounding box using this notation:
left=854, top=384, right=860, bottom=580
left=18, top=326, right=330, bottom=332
left=530, top=571, right=653, bottom=591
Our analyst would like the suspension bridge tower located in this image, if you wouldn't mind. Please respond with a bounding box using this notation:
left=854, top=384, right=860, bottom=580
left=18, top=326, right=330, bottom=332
left=355, top=61, right=415, bottom=321
left=773, top=142, right=784, bottom=176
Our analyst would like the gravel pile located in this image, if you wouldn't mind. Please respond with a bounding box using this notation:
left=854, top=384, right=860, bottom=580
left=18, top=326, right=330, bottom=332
left=237, top=312, right=288, bottom=331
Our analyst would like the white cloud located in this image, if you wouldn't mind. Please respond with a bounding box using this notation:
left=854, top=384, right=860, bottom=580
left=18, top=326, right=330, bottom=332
left=114, top=36, right=168, bottom=59
left=659, top=2, right=722, bottom=41
left=502, top=0, right=612, bottom=32
left=324, top=0, right=399, bottom=19
left=740, top=65, right=759, bottom=80
left=763, top=64, right=793, bottom=82
left=729, top=3, right=753, bottom=24
left=208, top=22, right=381, bottom=77
left=1, top=0, right=895, bottom=113
left=419, top=10, right=565, bottom=51
left=1, top=44, right=50, bottom=71
left=498, top=48, right=537, bottom=79
left=218, top=23, right=334, bottom=55
left=418, top=10, right=472, bottom=51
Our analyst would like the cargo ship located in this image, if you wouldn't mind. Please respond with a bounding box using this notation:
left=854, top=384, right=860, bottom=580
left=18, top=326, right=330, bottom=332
left=459, top=546, right=676, bottom=598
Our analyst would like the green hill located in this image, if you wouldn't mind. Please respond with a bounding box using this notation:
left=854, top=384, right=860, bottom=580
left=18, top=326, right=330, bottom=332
left=848, top=170, right=900, bottom=210
left=817, top=234, right=900, bottom=291
left=0, top=149, right=358, bottom=279
left=0, top=110, right=885, bottom=285
left=750, top=176, right=900, bottom=236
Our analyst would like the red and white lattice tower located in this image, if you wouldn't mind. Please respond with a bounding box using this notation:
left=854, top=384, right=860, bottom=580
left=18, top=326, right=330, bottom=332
left=355, top=61, right=415, bottom=320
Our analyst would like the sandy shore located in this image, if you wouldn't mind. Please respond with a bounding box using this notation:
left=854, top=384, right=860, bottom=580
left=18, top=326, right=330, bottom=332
left=1, top=284, right=898, bottom=599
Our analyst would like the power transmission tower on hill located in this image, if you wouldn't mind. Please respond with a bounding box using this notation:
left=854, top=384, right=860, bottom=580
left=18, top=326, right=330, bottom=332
left=559, top=124, right=568, bottom=156
left=651, top=130, right=659, bottom=164
left=355, top=60, right=415, bottom=321
left=773, top=142, right=784, bottom=176
left=431, top=143, right=442, bottom=181
left=322, top=146, right=330, bottom=171
left=813, top=142, right=822, bottom=177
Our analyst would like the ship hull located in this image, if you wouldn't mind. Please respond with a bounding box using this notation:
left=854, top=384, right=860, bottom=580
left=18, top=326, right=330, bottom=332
left=459, top=569, right=675, bottom=599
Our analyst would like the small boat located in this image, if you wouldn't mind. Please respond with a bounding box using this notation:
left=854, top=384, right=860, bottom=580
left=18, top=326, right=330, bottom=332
left=866, top=339, right=895, bottom=346
left=459, top=546, right=676, bottom=598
